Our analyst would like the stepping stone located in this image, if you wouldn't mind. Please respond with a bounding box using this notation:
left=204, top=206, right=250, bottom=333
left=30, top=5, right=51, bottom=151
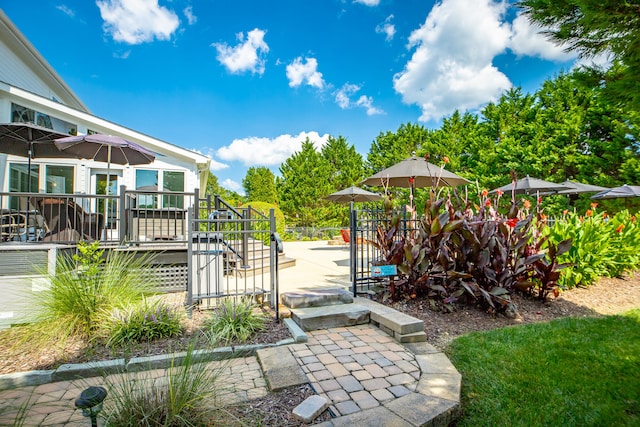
left=290, top=304, right=370, bottom=331
left=293, top=395, right=329, bottom=423
left=256, top=347, right=307, bottom=391
left=281, top=288, right=354, bottom=309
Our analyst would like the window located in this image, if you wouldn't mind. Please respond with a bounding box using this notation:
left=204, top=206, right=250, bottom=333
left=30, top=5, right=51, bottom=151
left=135, top=170, right=185, bottom=208
left=8, top=163, right=38, bottom=210
left=46, top=165, right=74, bottom=194
left=11, top=103, right=77, bottom=135
left=136, top=169, right=158, bottom=208
left=163, top=171, right=184, bottom=208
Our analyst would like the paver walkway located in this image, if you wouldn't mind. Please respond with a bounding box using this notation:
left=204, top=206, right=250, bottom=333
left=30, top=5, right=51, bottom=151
left=0, top=324, right=459, bottom=426
left=0, top=356, right=267, bottom=426
left=289, top=325, right=420, bottom=416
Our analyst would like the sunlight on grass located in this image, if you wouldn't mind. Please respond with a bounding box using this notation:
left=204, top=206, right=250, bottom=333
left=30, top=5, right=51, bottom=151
left=447, top=309, right=640, bottom=427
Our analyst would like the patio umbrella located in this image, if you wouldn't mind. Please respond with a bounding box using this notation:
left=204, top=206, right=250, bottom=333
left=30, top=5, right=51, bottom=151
left=0, top=122, right=71, bottom=192
left=489, top=175, right=568, bottom=195
left=590, top=185, right=640, bottom=200
left=54, top=133, right=156, bottom=228
left=361, top=155, right=471, bottom=188
left=557, top=180, right=609, bottom=195
left=324, top=186, right=382, bottom=203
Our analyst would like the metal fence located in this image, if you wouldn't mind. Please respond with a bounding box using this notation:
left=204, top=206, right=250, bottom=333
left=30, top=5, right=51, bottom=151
left=186, top=195, right=281, bottom=315
left=0, top=187, right=197, bottom=244
left=350, top=206, right=413, bottom=296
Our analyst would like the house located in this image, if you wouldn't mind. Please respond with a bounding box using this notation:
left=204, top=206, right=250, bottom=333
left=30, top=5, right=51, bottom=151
left=0, top=9, right=211, bottom=207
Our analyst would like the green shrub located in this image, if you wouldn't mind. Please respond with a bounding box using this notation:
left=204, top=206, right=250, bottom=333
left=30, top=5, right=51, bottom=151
left=103, top=344, right=225, bottom=426
left=203, top=298, right=266, bottom=344
left=239, top=201, right=285, bottom=245
left=27, top=241, right=156, bottom=343
left=105, top=298, right=183, bottom=348
left=547, top=210, right=621, bottom=288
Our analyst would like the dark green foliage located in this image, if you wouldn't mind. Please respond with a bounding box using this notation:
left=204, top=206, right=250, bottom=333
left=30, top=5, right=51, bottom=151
left=519, top=0, right=640, bottom=111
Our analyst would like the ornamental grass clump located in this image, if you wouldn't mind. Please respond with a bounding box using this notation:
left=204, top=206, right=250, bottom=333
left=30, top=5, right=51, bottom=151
left=102, top=344, right=227, bottom=427
left=25, top=241, right=156, bottom=346
left=203, top=297, right=266, bottom=345
left=105, top=298, right=183, bottom=348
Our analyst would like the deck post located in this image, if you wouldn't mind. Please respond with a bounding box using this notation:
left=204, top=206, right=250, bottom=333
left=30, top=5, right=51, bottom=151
left=118, top=185, right=126, bottom=243
left=186, top=206, right=194, bottom=317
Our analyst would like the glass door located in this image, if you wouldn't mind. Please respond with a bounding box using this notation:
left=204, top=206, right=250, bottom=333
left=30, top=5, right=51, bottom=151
left=93, top=171, right=120, bottom=230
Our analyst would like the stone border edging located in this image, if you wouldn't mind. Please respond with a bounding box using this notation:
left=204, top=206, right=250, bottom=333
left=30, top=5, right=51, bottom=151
left=0, top=318, right=307, bottom=391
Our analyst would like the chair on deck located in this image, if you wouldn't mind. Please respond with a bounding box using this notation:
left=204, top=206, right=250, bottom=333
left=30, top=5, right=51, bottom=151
left=35, top=198, right=104, bottom=242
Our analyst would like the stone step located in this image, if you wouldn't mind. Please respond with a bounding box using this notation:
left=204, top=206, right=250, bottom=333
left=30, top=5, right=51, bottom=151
left=290, top=303, right=370, bottom=331
left=355, top=297, right=424, bottom=335
left=281, top=288, right=353, bottom=309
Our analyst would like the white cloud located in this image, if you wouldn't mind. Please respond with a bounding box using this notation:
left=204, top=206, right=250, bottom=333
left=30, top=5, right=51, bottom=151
left=509, top=13, right=576, bottom=61
left=286, top=57, right=325, bottom=89
left=56, top=5, right=75, bottom=18
left=183, top=6, right=197, bottom=25
left=335, top=83, right=384, bottom=115
left=355, top=95, right=384, bottom=116
left=376, top=15, right=396, bottom=41
left=394, top=0, right=514, bottom=121
left=354, top=0, right=380, bottom=6
left=216, top=131, right=330, bottom=166
left=222, top=179, right=243, bottom=193
left=213, top=28, right=269, bottom=75
left=96, top=0, right=180, bottom=45
left=208, top=158, right=229, bottom=171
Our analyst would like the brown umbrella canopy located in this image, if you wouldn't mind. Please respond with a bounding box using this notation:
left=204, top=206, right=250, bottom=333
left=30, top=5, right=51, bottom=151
left=591, top=185, right=640, bottom=200
left=361, top=155, right=470, bottom=188
left=0, top=122, right=74, bottom=192
left=489, top=175, right=568, bottom=195
left=324, top=186, right=382, bottom=203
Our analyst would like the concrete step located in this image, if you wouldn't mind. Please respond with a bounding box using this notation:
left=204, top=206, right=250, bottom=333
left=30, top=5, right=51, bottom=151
left=281, top=288, right=353, bottom=309
left=290, top=303, right=370, bottom=331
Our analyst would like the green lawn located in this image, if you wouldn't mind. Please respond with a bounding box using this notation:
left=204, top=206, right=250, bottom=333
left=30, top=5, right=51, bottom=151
left=446, top=309, right=640, bottom=427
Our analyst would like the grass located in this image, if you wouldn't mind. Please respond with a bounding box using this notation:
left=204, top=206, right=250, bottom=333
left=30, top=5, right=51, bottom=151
left=446, top=309, right=640, bottom=427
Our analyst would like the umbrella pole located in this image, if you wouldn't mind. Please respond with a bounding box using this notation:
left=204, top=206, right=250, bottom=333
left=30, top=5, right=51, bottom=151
left=104, top=146, right=111, bottom=239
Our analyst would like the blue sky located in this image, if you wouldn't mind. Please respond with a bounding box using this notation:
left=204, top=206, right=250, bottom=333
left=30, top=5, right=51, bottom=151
left=2, top=0, right=590, bottom=194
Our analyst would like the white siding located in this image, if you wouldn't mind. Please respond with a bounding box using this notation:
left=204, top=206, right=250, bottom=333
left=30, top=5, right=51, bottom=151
left=0, top=40, right=64, bottom=104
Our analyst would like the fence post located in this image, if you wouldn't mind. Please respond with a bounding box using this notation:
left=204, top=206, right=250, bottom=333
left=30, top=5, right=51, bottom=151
left=118, top=185, right=126, bottom=243
left=193, top=188, right=200, bottom=231
left=241, top=206, right=251, bottom=269
left=186, top=206, right=193, bottom=317
left=269, top=209, right=279, bottom=318
left=350, top=201, right=357, bottom=297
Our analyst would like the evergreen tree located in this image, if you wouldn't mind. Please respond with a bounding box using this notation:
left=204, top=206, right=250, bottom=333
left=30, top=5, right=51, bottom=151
left=242, top=166, right=277, bottom=203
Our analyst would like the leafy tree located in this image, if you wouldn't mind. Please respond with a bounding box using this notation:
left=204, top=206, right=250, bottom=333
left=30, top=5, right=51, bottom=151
left=205, top=171, right=242, bottom=206
left=321, top=135, right=364, bottom=191
left=242, top=166, right=277, bottom=203
left=519, top=0, right=640, bottom=110
left=366, top=122, right=430, bottom=174
left=277, top=140, right=333, bottom=226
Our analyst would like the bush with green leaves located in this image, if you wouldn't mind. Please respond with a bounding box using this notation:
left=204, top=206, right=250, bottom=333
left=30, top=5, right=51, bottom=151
left=546, top=209, right=640, bottom=288
left=27, top=241, right=156, bottom=343
left=203, top=297, right=266, bottom=344
left=103, top=344, right=226, bottom=426
left=104, top=298, right=183, bottom=348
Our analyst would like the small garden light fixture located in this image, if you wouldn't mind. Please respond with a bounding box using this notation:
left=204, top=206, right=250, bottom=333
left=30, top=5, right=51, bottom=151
left=75, top=386, right=107, bottom=427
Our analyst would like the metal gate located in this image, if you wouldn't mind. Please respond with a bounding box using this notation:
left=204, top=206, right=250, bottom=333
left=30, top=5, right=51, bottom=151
left=350, top=204, right=411, bottom=296
left=186, top=196, right=281, bottom=315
